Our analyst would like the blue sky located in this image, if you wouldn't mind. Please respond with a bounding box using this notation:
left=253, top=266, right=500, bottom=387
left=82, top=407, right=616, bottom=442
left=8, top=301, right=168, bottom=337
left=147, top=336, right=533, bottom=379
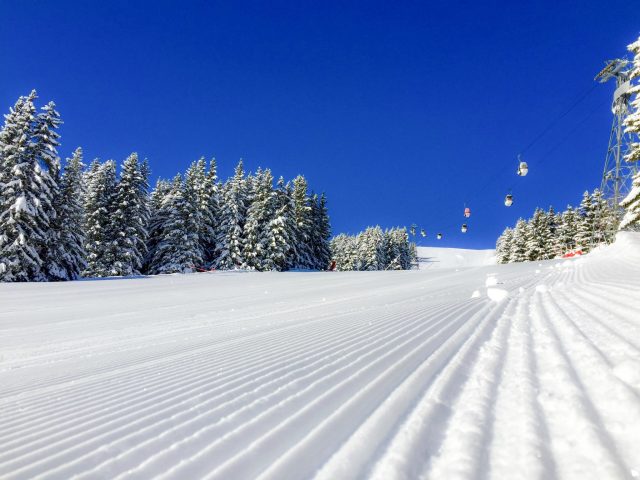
left=1, top=1, right=638, bottom=248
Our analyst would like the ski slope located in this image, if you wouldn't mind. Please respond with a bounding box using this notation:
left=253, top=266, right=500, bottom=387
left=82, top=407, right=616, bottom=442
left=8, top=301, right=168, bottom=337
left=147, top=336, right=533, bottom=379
left=417, top=246, right=496, bottom=269
left=1, top=234, right=640, bottom=479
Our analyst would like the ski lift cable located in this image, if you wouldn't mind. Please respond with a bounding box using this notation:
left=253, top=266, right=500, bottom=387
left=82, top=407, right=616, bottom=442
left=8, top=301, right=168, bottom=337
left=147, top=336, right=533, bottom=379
left=415, top=84, right=602, bottom=238
left=471, top=95, right=605, bottom=210
left=520, top=83, right=599, bottom=155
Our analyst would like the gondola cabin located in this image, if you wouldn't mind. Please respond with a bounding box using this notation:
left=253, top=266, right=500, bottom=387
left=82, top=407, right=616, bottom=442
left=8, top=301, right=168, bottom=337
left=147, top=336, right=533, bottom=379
left=504, top=194, right=513, bottom=207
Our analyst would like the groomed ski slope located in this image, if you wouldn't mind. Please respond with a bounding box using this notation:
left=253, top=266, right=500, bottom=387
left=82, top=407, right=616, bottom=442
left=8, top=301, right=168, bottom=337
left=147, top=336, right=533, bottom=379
left=1, top=234, right=640, bottom=480
left=417, top=246, right=496, bottom=269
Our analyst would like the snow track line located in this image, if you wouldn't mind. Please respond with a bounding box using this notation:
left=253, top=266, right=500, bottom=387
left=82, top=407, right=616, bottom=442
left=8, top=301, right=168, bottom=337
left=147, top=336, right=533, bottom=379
left=552, top=291, right=640, bottom=367
left=363, top=300, right=516, bottom=480
left=298, top=299, right=504, bottom=480
left=126, top=303, right=483, bottom=479
left=540, top=293, right=640, bottom=474
left=0, top=289, right=451, bottom=426
left=416, top=297, right=514, bottom=479
left=0, top=300, right=464, bottom=476
left=43, top=301, right=464, bottom=479
left=0, top=300, right=449, bottom=472
left=530, top=294, right=631, bottom=479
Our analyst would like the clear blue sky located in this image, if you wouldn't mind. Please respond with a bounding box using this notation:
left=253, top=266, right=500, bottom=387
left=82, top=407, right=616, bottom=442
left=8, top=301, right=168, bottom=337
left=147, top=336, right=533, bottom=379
left=1, top=1, right=638, bottom=248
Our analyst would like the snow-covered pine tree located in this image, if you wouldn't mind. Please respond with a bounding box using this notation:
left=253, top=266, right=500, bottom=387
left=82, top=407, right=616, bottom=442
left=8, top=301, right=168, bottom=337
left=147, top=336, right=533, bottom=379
left=356, top=226, right=386, bottom=270
left=145, top=178, right=172, bottom=272
left=394, top=228, right=413, bottom=269
left=264, top=176, right=297, bottom=271
left=330, top=233, right=358, bottom=271
left=509, top=218, right=529, bottom=263
left=309, top=193, right=331, bottom=270
left=0, top=91, right=54, bottom=281
left=149, top=174, right=203, bottom=274
left=291, top=175, right=314, bottom=269
left=576, top=190, right=596, bottom=251
left=106, top=153, right=149, bottom=276
left=32, top=100, right=67, bottom=280
left=201, top=158, right=220, bottom=264
left=215, top=160, right=248, bottom=269
left=243, top=168, right=275, bottom=270
left=49, top=147, right=87, bottom=280
left=591, top=188, right=619, bottom=242
left=526, top=208, right=553, bottom=261
left=183, top=159, right=209, bottom=265
left=619, top=36, right=640, bottom=230
left=83, top=160, right=117, bottom=277
left=624, top=36, right=640, bottom=164
left=555, top=206, right=579, bottom=255
left=495, top=227, right=513, bottom=264
left=381, top=227, right=412, bottom=270
left=620, top=172, right=640, bottom=229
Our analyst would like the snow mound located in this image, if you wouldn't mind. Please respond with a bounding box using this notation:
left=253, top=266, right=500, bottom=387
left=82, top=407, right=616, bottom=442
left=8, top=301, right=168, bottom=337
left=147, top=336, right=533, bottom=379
left=486, top=287, right=508, bottom=302
left=417, top=246, right=495, bottom=269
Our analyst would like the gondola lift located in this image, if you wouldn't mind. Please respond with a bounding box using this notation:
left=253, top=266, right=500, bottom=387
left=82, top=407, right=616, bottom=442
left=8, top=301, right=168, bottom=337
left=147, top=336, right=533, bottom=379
left=420, top=229, right=426, bottom=237
left=504, top=193, right=514, bottom=207
left=517, top=154, right=528, bottom=177
left=464, top=207, right=471, bottom=218
left=410, top=224, right=417, bottom=236
left=437, top=233, right=443, bottom=240
left=461, top=224, right=468, bottom=233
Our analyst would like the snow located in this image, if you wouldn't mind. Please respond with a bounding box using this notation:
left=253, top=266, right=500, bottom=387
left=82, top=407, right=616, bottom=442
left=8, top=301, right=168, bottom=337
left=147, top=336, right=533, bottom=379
left=417, top=246, right=495, bottom=269
left=1, top=233, right=640, bottom=478
left=11, top=196, right=28, bottom=213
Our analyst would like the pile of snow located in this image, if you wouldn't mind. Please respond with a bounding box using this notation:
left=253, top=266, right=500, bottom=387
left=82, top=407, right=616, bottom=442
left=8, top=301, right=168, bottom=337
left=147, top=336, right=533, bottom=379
left=417, top=246, right=495, bottom=269
left=1, top=234, right=640, bottom=478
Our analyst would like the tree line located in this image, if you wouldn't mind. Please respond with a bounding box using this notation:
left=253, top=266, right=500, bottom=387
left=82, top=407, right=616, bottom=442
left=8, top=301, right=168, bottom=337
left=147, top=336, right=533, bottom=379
left=0, top=91, right=331, bottom=281
left=495, top=189, right=619, bottom=264
left=330, top=226, right=416, bottom=271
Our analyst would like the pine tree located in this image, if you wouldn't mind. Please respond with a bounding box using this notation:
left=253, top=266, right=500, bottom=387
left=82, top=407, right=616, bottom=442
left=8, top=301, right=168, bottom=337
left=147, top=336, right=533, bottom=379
left=201, top=158, right=220, bottom=265
left=150, top=174, right=203, bottom=273
left=619, top=36, right=640, bottom=229
left=620, top=173, right=640, bottom=230
left=576, top=190, right=596, bottom=251
left=33, top=101, right=66, bottom=280
left=555, top=206, right=579, bottom=255
left=496, top=227, right=513, bottom=264
left=356, top=226, right=386, bottom=270
left=309, top=193, right=331, bottom=270
left=624, top=36, right=640, bottom=164
left=592, top=188, right=619, bottom=242
left=145, top=178, right=172, bottom=272
left=107, top=153, right=149, bottom=276
left=509, top=219, right=529, bottom=263
left=243, top=169, right=275, bottom=270
left=526, top=208, right=553, bottom=261
left=265, top=176, right=296, bottom=271
left=49, top=147, right=87, bottom=280
left=0, top=91, right=54, bottom=281
left=331, top=233, right=358, bottom=271
left=83, top=160, right=117, bottom=277
left=215, top=160, right=248, bottom=269
left=291, top=175, right=314, bottom=269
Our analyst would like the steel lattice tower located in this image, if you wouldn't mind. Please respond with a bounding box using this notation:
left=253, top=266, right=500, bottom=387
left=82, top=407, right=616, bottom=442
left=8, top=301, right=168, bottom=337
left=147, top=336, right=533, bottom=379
left=596, top=59, right=638, bottom=207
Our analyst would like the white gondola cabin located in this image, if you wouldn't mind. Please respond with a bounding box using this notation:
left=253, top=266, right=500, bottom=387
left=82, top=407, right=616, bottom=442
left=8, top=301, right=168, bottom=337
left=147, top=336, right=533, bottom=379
left=437, top=233, right=443, bottom=240
left=461, top=224, right=468, bottom=233
left=504, top=194, right=513, bottom=207
left=517, top=161, right=528, bottom=176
